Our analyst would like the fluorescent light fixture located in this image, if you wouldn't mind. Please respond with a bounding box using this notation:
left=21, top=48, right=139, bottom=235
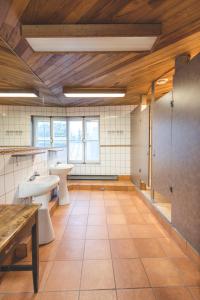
left=64, top=93, right=125, bottom=98
left=26, top=37, right=157, bottom=52
left=0, top=90, right=39, bottom=97
left=64, top=88, right=126, bottom=98
left=156, top=78, right=168, bottom=85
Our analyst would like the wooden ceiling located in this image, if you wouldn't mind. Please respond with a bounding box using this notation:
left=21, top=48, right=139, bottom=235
left=0, top=0, right=200, bottom=106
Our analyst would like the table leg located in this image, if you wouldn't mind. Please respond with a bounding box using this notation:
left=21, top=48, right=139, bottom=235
left=32, top=213, right=39, bottom=293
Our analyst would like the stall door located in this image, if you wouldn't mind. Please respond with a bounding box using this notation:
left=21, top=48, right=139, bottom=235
left=152, top=92, right=173, bottom=201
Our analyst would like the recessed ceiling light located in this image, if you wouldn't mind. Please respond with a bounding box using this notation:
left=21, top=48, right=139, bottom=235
left=0, top=90, right=39, bottom=97
left=63, top=88, right=126, bottom=98
left=156, top=78, right=168, bottom=85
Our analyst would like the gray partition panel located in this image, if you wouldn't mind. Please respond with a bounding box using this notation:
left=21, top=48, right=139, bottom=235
left=131, top=106, right=149, bottom=186
left=152, top=92, right=173, bottom=202
left=172, top=54, right=200, bottom=253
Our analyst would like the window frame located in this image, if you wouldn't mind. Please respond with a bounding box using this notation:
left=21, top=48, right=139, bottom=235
left=32, top=115, right=100, bottom=164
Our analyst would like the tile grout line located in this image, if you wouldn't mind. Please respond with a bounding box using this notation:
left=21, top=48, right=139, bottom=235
left=77, top=190, right=90, bottom=300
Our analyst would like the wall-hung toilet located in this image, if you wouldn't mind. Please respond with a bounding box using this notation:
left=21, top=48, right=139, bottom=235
left=18, top=174, right=60, bottom=245
left=49, top=163, right=74, bottom=205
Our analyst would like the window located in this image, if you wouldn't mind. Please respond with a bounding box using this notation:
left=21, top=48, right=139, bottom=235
left=32, top=116, right=100, bottom=163
left=33, top=117, right=67, bottom=148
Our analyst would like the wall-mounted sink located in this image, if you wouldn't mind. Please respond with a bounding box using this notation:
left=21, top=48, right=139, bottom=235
left=50, top=163, right=74, bottom=176
left=18, top=175, right=60, bottom=245
left=18, top=175, right=60, bottom=198
left=49, top=163, right=74, bottom=205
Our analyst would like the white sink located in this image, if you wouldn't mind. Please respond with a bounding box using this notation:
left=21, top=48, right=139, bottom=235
left=49, top=163, right=74, bottom=175
left=18, top=175, right=60, bottom=198
left=49, top=163, right=74, bottom=205
left=18, top=175, right=60, bottom=246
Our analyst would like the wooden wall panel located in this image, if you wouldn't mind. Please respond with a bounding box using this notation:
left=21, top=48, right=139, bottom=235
left=131, top=105, right=149, bottom=186
left=172, top=53, right=200, bottom=253
left=152, top=92, right=173, bottom=202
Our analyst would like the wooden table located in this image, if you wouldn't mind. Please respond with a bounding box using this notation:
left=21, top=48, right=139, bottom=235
left=0, top=204, right=40, bottom=293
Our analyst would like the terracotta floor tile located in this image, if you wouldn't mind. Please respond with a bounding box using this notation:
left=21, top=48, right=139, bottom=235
left=37, top=291, right=79, bottom=300
left=158, top=238, right=186, bottom=257
left=39, top=240, right=60, bottom=261
left=105, top=200, right=120, bottom=207
left=117, top=288, right=156, bottom=300
left=0, top=293, right=37, bottom=300
left=87, top=214, right=107, bottom=225
left=125, top=213, right=145, bottom=224
left=80, top=260, right=115, bottom=290
left=110, top=239, right=138, bottom=258
left=44, top=260, right=82, bottom=291
left=89, top=200, right=105, bottom=207
left=171, top=257, right=200, bottom=286
left=53, top=206, right=71, bottom=217
left=90, top=192, right=104, bottom=200
left=55, top=239, right=85, bottom=260
left=53, top=223, right=66, bottom=240
left=153, top=287, right=194, bottom=300
left=134, top=238, right=166, bottom=258
left=79, top=290, right=117, bottom=300
left=84, top=239, right=111, bottom=259
left=71, top=207, right=89, bottom=215
left=188, top=287, right=200, bottom=300
left=142, top=213, right=158, bottom=224
left=74, top=200, right=90, bottom=207
left=106, top=206, right=123, bottom=214
left=119, top=199, right=133, bottom=206
left=0, top=262, right=51, bottom=293
left=107, top=214, right=127, bottom=224
left=142, top=258, right=183, bottom=287
left=121, top=206, right=139, bottom=214
left=63, top=225, right=86, bottom=239
left=89, top=206, right=106, bottom=215
left=68, top=214, right=88, bottom=226
left=113, top=258, right=149, bottom=288
left=128, top=224, right=164, bottom=238
left=108, top=225, right=131, bottom=239
left=86, top=225, right=108, bottom=239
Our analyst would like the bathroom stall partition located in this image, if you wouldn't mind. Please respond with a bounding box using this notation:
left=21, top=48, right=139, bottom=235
left=131, top=53, right=200, bottom=254
left=130, top=105, right=150, bottom=188
left=171, top=53, right=200, bottom=253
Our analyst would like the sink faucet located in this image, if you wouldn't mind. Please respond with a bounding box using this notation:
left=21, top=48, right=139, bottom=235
left=29, top=171, right=40, bottom=181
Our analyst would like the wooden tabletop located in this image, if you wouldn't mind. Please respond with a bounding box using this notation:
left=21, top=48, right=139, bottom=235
left=0, top=205, right=40, bottom=252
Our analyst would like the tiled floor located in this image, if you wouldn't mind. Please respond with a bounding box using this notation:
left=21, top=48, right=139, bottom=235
left=0, top=190, right=199, bottom=300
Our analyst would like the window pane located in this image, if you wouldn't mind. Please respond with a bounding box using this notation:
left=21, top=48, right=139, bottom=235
left=68, top=119, right=83, bottom=141
left=86, top=141, right=100, bottom=162
left=85, top=119, right=99, bottom=140
left=68, top=141, right=83, bottom=162
left=52, top=120, right=67, bottom=147
left=34, top=120, right=51, bottom=147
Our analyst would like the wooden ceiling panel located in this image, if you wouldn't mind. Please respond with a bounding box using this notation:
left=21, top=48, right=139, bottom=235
left=0, top=38, right=61, bottom=106
left=0, top=0, right=200, bottom=106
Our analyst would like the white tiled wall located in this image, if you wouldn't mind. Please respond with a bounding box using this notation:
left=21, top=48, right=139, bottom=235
left=0, top=153, right=48, bottom=204
left=0, top=105, right=135, bottom=177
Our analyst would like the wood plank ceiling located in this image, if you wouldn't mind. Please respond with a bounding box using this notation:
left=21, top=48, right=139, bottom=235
left=0, top=0, right=200, bottom=106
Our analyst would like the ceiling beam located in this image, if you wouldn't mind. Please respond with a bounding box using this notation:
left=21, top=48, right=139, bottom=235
left=21, top=24, right=162, bottom=38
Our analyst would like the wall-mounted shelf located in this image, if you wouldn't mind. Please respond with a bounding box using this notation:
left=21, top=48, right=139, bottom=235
left=48, top=148, right=64, bottom=152
left=11, top=149, right=46, bottom=157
